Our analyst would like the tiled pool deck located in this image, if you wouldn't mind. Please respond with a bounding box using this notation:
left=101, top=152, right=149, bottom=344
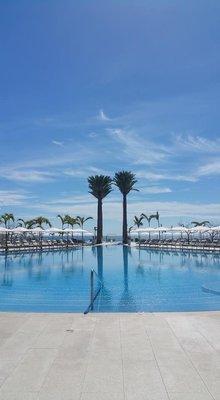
left=0, top=312, right=219, bottom=399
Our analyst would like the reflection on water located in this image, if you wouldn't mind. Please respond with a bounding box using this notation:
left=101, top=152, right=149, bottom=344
left=0, top=246, right=220, bottom=312
left=1, top=254, right=13, bottom=287
left=118, top=246, right=137, bottom=311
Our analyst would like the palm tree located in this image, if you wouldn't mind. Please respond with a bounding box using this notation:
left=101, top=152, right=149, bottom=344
left=141, top=213, right=151, bottom=227
left=133, top=215, right=144, bottom=243
left=133, top=215, right=144, bottom=229
left=0, top=213, right=15, bottom=251
left=64, top=216, right=79, bottom=229
left=0, top=213, right=14, bottom=228
left=17, top=218, right=35, bottom=229
left=63, top=214, right=71, bottom=228
left=76, top=216, right=93, bottom=241
left=57, top=214, right=66, bottom=229
left=69, top=217, right=80, bottom=229
left=77, top=216, right=93, bottom=228
left=154, top=211, right=160, bottom=227
left=128, top=225, right=134, bottom=233
left=114, top=171, right=138, bottom=244
left=32, top=216, right=52, bottom=229
left=191, top=220, right=210, bottom=227
left=63, top=216, right=79, bottom=239
left=141, top=211, right=160, bottom=227
left=88, top=175, right=112, bottom=244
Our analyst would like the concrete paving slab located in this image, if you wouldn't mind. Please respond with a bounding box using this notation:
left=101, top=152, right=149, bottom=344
left=0, top=312, right=219, bottom=400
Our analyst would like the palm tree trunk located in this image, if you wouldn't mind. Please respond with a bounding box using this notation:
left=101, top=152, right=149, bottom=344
left=82, top=222, right=84, bottom=243
left=97, top=198, right=103, bottom=244
left=123, top=194, right=128, bottom=244
left=5, top=232, right=8, bottom=252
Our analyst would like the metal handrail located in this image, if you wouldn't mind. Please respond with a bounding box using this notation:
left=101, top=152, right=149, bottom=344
left=84, top=269, right=103, bottom=314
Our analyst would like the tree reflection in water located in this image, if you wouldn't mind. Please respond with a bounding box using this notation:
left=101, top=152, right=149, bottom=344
left=1, top=254, right=13, bottom=287
left=118, top=246, right=137, bottom=311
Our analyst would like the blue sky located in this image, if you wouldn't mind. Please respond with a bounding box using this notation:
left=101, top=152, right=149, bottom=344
left=0, top=0, right=220, bottom=233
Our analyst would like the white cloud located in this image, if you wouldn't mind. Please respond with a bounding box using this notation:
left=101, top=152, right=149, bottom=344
left=64, top=166, right=105, bottom=178
left=97, top=109, right=111, bottom=121
left=0, top=190, right=32, bottom=206
left=136, top=159, right=220, bottom=183
left=88, top=132, right=98, bottom=138
left=52, top=140, right=64, bottom=147
left=140, top=186, right=172, bottom=194
left=136, top=170, right=197, bottom=182
left=109, top=128, right=169, bottom=165
left=27, top=200, right=220, bottom=222
left=174, top=134, right=220, bottom=153
left=46, top=194, right=95, bottom=205
left=196, top=160, right=220, bottom=177
left=0, top=169, right=55, bottom=183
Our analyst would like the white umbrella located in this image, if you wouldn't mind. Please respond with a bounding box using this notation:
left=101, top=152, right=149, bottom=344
left=63, top=228, right=93, bottom=235
left=189, top=226, right=210, bottom=233
left=44, top=227, right=64, bottom=234
left=63, top=228, right=74, bottom=233
left=30, top=227, right=44, bottom=233
left=169, top=226, right=189, bottom=232
left=154, top=226, right=168, bottom=232
left=11, top=227, right=29, bottom=233
left=0, top=227, right=10, bottom=233
left=75, top=231, right=93, bottom=237
left=130, top=227, right=156, bottom=234
left=209, top=226, right=220, bottom=231
left=70, top=229, right=93, bottom=235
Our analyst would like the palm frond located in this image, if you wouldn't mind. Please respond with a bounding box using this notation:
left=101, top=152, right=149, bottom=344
left=88, top=175, right=112, bottom=200
left=114, top=171, right=138, bottom=195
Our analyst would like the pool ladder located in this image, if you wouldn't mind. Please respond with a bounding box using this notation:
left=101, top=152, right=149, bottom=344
left=84, top=269, right=103, bottom=314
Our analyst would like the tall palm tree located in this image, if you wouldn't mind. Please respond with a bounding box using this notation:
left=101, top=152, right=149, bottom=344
left=76, top=216, right=93, bottom=241
left=114, top=171, right=138, bottom=244
left=0, top=213, right=14, bottom=228
left=88, top=175, right=112, bottom=244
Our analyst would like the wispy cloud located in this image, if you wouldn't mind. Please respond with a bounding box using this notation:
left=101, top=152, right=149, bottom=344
left=0, top=190, right=33, bottom=206
left=136, top=170, right=197, bottom=182
left=196, top=160, right=220, bottom=177
left=97, top=109, right=111, bottom=121
left=64, top=166, right=106, bottom=178
left=0, top=169, right=55, bottom=183
left=109, top=128, right=169, bottom=165
left=52, top=140, right=64, bottom=147
left=88, top=132, right=98, bottom=138
left=27, top=199, right=220, bottom=223
left=174, top=134, right=220, bottom=153
left=140, top=186, right=172, bottom=194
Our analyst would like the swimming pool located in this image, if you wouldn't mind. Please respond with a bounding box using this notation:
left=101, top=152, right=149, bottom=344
left=0, top=245, right=220, bottom=312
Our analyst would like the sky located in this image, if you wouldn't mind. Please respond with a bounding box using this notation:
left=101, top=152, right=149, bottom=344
left=0, top=0, right=220, bottom=233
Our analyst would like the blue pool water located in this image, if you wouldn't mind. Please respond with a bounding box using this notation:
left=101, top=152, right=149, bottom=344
left=0, top=245, right=220, bottom=312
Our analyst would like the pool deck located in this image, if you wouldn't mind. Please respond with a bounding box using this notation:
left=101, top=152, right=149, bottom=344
left=0, top=312, right=219, bottom=399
